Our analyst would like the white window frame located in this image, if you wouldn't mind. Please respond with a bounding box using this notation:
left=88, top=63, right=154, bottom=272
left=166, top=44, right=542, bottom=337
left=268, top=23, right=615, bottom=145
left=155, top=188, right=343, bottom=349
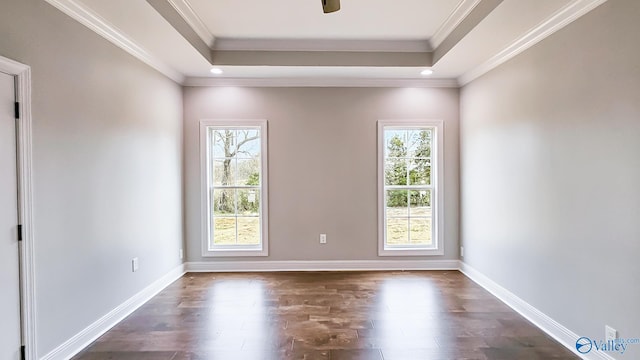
left=200, top=119, right=269, bottom=257
left=377, top=119, right=444, bottom=256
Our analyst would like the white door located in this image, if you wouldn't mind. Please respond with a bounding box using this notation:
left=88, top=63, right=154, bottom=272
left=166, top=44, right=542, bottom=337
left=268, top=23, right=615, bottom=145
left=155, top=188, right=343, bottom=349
left=0, top=71, right=22, bottom=360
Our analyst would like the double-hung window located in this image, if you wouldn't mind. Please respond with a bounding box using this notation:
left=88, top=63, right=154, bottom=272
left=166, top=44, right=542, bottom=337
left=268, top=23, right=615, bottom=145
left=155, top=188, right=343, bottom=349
left=378, top=120, right=444, bottom=256
left=200, top=120, right=268, bottom=256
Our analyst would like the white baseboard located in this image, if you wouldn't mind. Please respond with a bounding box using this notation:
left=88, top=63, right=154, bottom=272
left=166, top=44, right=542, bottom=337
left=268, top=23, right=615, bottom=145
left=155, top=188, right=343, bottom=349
left=459, top=262, right=615, bottom=360
left=40, top=264, right=186, bottom=360
left=186, top=259, right=460, bottom=272
left=40, top=260, right=609, bottom=360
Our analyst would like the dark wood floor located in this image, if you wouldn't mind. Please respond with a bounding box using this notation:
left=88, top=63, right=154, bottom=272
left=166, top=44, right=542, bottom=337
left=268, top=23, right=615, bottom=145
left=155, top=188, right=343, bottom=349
left=73, top=271, right=578, bottom=360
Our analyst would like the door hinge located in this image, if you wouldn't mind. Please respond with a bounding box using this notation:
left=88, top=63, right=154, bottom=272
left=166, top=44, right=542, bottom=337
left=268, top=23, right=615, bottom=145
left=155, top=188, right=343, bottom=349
left=21, top=345, right=25, bottom=360
left=17, top=224, right=23, bottom=242
left=15, top=102, right=20, bottom=119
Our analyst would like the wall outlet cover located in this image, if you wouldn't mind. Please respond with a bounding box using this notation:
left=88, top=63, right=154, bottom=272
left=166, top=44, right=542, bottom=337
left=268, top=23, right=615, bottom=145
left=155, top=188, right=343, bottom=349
left=605, top=325, right=617, bottom=342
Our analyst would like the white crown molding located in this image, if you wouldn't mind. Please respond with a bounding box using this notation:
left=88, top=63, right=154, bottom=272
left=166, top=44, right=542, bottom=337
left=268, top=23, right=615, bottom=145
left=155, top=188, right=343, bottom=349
left=458, top=0, right=608, bottom=86
left=43, top=0, right=185, bottom=84
left=41, top=264, right=185, bottom=360
left=213, top=38, right=432, bottom=53
left=460, top=262, right=615, bottom=360
left=186, top=260, right=460, bottom=272
left=430, top=0, right=482, bottom=49
left=184, top=77, right=459, bottom=88
left=167, top=0, right=216, bottom=48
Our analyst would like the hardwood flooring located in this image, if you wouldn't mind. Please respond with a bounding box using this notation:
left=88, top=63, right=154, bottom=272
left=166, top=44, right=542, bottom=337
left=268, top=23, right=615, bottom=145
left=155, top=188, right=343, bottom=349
left=73, top=271, right=578, bottom=359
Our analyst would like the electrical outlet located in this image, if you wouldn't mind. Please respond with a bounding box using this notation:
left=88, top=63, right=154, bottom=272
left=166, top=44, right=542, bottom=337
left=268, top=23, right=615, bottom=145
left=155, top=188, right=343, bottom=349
left=179, top=249, right=183, bottom=260
left=460, top=246, right=465, bottom=257
left=605, top=325, right=617, bottom=342
left=132, top=257, right=139, bottom=272
left=320, top=234, right=327, bottom=244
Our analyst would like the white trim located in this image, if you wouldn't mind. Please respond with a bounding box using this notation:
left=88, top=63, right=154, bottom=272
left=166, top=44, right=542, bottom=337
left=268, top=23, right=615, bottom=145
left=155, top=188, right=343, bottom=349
left=459, top=262, right=615, bottom=360
left=167, top=0, right=216, bottom=48
left=0, top=55, right=37, bottom=360
left=184, top=77, right=460, bottom=88
left=430, top=0, right=482, bottom=49
left=40, top=264, right=186, bottom=360
left=213, top=38, right=432, bottom=53
left=458, top=0, right=608, bottom=86
left=199, top=120, right=269, bottom=257
left=377, top=120, right=445, bottom=257
left=43, top=0, right=185, bottom=84
left=186, top=260, right=459, bottom=272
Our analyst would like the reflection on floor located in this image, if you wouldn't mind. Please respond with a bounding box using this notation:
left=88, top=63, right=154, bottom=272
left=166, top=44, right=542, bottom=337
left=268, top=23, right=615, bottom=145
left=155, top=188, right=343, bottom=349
left=73, top=271, right=579, bottom=359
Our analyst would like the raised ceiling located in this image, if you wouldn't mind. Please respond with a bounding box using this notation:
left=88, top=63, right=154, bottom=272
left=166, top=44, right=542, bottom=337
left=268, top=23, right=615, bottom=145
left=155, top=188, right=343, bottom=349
left=188, top=0, right=461, bottom=40
left=44, top=0, right=608, bottom=85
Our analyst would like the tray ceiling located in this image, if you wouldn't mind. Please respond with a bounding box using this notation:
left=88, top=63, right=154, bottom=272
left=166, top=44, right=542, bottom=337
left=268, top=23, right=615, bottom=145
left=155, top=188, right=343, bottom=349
left=44, top=0, right=607, bottom=85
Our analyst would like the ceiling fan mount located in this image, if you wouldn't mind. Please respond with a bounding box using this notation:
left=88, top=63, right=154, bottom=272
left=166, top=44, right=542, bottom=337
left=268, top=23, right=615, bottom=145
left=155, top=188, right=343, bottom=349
left=322, top=0, right=340, bottom=14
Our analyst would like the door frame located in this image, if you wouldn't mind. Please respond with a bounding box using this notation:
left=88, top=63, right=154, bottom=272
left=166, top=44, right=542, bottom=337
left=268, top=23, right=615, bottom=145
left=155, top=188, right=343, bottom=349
left=0, top=55, right=37, bottom=360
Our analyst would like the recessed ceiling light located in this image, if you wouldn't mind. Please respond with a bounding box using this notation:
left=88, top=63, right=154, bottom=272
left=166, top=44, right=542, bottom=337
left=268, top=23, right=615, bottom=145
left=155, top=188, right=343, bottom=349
left=421, top=69, right=434, bottom=76
left=210, top=67, right=223, bottom=75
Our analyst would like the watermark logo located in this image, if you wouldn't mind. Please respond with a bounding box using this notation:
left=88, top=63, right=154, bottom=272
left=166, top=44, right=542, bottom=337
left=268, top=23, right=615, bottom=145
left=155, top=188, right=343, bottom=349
left=576, top=336, right=640, bottom=355
left=576, top=337, right=593, bottom=354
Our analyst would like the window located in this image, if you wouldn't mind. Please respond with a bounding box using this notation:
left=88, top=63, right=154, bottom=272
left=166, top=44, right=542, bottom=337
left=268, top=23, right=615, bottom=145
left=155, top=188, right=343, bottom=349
left=200, top=120, right=268, bottom=256
left=378, top=120, right=443, bottom=256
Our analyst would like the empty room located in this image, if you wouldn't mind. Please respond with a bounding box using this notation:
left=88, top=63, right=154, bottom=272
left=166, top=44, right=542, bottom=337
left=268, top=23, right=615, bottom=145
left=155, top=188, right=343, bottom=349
left=1, top=0, right=638, bottom=359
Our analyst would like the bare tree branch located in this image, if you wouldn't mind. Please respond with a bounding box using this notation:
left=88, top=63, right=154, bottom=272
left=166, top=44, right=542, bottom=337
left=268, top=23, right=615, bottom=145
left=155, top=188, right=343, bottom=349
left=230, top=135, right=259, bottom=157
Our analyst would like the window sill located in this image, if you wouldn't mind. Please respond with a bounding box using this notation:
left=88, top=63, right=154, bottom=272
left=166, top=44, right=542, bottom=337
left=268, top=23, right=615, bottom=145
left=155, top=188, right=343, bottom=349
left=378, top=247, right=444, bottom=256
left=202, top=248, right=268, bottom=257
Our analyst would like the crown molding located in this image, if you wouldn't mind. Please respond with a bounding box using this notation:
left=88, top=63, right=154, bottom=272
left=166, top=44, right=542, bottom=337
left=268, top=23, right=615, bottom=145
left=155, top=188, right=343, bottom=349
left=43, top=0, right=185, bottom=84
left=458, top=0, right=608, bottom=86
left=183, top=76, right=459, bottom=88
left=430, top=0, right=482, bottom=49
left=213, top=38, right=432, bottom=53
left=167, top=0, right=216, bottom=48
left=212, top=50, right=432, bottom=67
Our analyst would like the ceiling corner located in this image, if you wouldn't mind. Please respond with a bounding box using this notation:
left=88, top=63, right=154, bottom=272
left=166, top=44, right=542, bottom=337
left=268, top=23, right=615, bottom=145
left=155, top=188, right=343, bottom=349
left=166, top=0, right=216, bottom=48
left=43, top=0, right=185, bottom=84
left=146, top=0, right=214, bottom=64
left=432, top=0, right=505, bottom=64
left=429, top=0, right=483, bottom=49
left=458, top=0, right=610, bottom=86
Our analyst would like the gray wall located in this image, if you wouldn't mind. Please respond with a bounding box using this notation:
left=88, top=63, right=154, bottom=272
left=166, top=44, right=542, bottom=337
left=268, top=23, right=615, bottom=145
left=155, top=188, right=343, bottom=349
left=184, top=87, right=460, bottom=262
left=1, top=0, right=184, bottom=356
left=460, top=0, right=640, bottom=354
